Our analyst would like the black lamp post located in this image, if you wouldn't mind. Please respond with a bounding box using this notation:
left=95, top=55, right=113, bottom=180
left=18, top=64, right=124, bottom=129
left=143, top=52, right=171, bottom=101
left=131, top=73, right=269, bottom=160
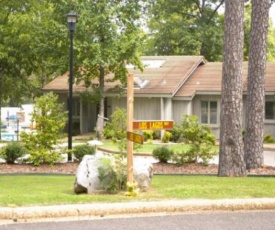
left=66, top=11, right=77, bottom=161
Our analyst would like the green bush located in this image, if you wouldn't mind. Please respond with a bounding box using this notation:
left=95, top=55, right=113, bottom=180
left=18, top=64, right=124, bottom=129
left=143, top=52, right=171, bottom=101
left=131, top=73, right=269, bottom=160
left=142, top=130, right=154, bottom=142
left=162, top=131, right=172, bottom=143
left=26, top=148, right=61, bottom=166
left=172, top=149, right=194, bottom=165
left=152, top=130, right=160, bottom=140
left=98, top=156, right=127, bottom=193
left=169, top=125, right=183, bottom=142
left=20, top=92, right=67, bottom=165
left=73, top=144, right=96, bottom=161
left=264, top=134, right=275, bottom=143
left=152, top=146, right=174, bottom=163
left=0, top=142, right=27, bottom=164
left=179, top=114, right=217, bottom=163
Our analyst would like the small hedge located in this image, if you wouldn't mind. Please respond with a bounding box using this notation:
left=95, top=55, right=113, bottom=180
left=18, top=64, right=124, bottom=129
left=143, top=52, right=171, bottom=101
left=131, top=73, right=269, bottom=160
left=73, top=144, right=96, bottom=161
left=152, top=146, right=174, bottom=163
left=0, top=142, right=27, bottom=164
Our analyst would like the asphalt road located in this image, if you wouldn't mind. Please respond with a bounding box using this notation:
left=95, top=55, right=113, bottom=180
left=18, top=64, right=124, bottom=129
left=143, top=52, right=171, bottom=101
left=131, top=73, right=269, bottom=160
left=1, top=210, right=275, bottom=230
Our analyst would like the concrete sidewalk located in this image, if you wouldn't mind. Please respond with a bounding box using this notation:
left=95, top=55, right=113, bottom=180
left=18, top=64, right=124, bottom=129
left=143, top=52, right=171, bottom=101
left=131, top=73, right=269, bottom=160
left=1, top=198, right=275, bottom=223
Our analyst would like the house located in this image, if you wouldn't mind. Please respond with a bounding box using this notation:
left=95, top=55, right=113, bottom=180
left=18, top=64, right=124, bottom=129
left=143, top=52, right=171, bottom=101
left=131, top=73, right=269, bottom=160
left=43, top=56, right=275, bottom=138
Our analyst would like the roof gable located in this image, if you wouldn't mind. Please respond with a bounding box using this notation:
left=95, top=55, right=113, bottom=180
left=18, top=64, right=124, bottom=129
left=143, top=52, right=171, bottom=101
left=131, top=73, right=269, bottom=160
left=43, top=56, right=206, bottom=96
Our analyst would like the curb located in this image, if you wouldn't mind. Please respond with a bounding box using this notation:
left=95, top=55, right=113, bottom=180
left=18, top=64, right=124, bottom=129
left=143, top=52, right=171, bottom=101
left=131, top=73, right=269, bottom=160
left=1, top=198, right=275, bottom=221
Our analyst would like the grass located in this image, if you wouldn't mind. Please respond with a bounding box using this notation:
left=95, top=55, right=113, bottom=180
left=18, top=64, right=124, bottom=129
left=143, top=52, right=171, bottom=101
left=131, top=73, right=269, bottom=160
left=100, top=139, right=210, bottom=153
left=0, top=174, right=275, bottom=207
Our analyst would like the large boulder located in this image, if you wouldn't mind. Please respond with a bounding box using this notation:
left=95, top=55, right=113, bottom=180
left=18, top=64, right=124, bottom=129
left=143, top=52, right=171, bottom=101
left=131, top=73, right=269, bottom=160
left=74, top=153, right=105, bottom=194
left=74, top=153, right=153, bottom=194
left=133, top=157, right=153, bottom=192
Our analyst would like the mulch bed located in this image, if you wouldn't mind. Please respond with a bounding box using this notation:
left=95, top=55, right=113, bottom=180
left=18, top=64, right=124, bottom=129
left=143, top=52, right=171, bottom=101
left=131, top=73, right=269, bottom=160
left=1, top=162, right=275, bottom=176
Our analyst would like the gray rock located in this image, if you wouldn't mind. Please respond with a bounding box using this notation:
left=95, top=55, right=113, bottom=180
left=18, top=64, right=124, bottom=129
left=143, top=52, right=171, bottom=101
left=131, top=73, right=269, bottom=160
left=74, top=153, right=153, bottom=194
left=133, top=157, right=153, bottom=192
left=74, top=153, right=104, bottom=194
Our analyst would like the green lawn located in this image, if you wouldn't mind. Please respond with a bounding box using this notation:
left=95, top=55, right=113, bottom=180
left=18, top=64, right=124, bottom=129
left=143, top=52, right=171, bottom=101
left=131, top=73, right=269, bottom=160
left=100, top=139, right=216, bottom=153
left=0, top=174, right=275, bottom=207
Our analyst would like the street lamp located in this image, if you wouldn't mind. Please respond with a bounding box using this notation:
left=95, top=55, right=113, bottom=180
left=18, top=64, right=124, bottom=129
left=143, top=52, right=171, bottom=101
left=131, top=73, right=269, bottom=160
left=66, top=11, right=78, bottom=161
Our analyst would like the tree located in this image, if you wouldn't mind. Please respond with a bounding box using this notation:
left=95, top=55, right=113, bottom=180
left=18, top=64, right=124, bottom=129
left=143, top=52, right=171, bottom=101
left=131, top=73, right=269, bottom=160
left=0, top=1, right=70, bottom=106
left=244, top=0, right=270, bottom=169
left=20, top=92, right=67, bottom=165
left=218, top=0, right=246, bottom=177
left=70, top=0, right=145, bottom=137
left=243, top=3, right=275, bottom=61
left=144, top=0, right=225, bottom=61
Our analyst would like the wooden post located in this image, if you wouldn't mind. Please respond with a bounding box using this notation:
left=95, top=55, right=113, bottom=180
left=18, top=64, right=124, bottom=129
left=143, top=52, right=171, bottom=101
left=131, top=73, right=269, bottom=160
left=127, top=74, right=134, bottom=183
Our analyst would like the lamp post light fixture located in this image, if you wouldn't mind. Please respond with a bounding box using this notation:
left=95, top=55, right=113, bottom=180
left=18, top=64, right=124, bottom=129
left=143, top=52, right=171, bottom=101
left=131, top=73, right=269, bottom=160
left=66, top=11, right=78, bottom=161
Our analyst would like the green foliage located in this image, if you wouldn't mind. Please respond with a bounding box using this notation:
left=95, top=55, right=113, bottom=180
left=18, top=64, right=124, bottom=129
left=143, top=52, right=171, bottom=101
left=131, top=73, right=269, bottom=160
left=103, top=108, right=141, bottom=153
left=20, top=92, right=67, bottom=165
left=97, top=156, right=127, bottom=193
left=152, top=130, right=161, bottom=140
left=0, top=142, right=27, bottom=164
left=169, top=125, right=183, bottom=142
left=264, top=134, right=275, bottom=143
left=125, top=182, right=139, bottom=197
left=179, top=114, right=217, bottom=164
left=26, top=148, right=61, bottom=166
left=103, top=108, right=127, bottom=141
left=152, top=146, right=174, bottom=163
left=162, top=131, right=172, bottom=143
left=172, top=149, right=194, bottom=165
left=143, top=130, right=154, bottom=142
left=145, top=0, right=224, bottom=61
left=73, top=145, right=96, bottom=162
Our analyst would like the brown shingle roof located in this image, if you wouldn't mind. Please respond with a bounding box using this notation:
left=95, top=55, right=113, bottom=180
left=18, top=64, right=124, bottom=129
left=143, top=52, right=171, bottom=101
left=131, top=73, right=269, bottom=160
left=43, top=56, right=205, bottom=96
left=175, top=62, right=275, bottom=98
left=43, top=57, right=275, bottom=98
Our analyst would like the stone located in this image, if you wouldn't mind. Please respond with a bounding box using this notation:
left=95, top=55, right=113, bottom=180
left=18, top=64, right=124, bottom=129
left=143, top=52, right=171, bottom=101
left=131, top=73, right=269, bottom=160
left=74, top=153, right=105, bottom=194
left=133, top=157, right=153, bottom=192
left=74, top=153, right=153, bottom=194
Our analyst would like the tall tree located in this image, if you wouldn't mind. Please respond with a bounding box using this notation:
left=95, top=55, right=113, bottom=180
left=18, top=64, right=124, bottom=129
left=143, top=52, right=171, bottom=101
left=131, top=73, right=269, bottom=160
left=243, top=3, right=275, bottom=61
left=69, top=0, right=146, bottom=136
left=144, top=0, right=225, bottom=61
left=218, top=0, right=246, bottom=177
left=244, top=0, right=270, bottom=169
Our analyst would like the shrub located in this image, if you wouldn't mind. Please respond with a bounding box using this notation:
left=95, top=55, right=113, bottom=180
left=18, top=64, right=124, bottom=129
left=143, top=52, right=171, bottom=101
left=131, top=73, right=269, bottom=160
left=26, top=148, right=61, bottom=166
left=264, top=134, right=275, bottom=143
left=142, top=130, right=154, bottom=142
left=102, top=108, right=141, bottom=154
left=20, top=92, right=67, bottom=165
left=152, top=130, right=160, bottom=140
left=73, top=144, right=96, bottom=161
left=98, top=155, right=127, bottom=193
left=0, top=142, right=27, bottom=164
left=170, top=125, right=183, bottom=142
left=179, top=114, right=216, bottom=163
left=152, top=146, right=174, bottom=163
left=172, top=149, right=194, bottom=165
left=162, top=131, right=172, bottom=143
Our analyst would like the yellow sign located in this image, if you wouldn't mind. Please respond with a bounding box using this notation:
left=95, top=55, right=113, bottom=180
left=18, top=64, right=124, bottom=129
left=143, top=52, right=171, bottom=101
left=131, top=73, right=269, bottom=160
left=133, top=120, right=174, bottom=130
left=127, top=131, right=144, bottom=144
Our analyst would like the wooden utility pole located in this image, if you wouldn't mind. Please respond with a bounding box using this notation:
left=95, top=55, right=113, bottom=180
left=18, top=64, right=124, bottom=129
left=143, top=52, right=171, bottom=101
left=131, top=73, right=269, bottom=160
left=127, top=74, right=134, bottom=182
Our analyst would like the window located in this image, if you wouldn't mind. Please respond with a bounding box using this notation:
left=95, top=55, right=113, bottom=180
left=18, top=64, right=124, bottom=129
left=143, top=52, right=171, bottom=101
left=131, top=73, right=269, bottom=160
left=265, top=101, right=275, bottom=120
left=201, top=101, right=218, bottom=124
left=72, top=98, right=80, bottom=116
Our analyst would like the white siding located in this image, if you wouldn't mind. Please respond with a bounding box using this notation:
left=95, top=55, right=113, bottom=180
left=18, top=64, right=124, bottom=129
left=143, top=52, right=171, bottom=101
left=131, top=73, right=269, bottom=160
left=172, top=100, right=191, bottom=124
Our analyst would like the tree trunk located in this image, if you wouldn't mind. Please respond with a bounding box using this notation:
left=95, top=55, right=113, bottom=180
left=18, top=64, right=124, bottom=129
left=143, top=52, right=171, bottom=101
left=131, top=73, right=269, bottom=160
left=244, top=0, right=269, bottom=169
left=96, top=65, right=105, bottom=139
left=218, top=0, right=246, bottom=177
